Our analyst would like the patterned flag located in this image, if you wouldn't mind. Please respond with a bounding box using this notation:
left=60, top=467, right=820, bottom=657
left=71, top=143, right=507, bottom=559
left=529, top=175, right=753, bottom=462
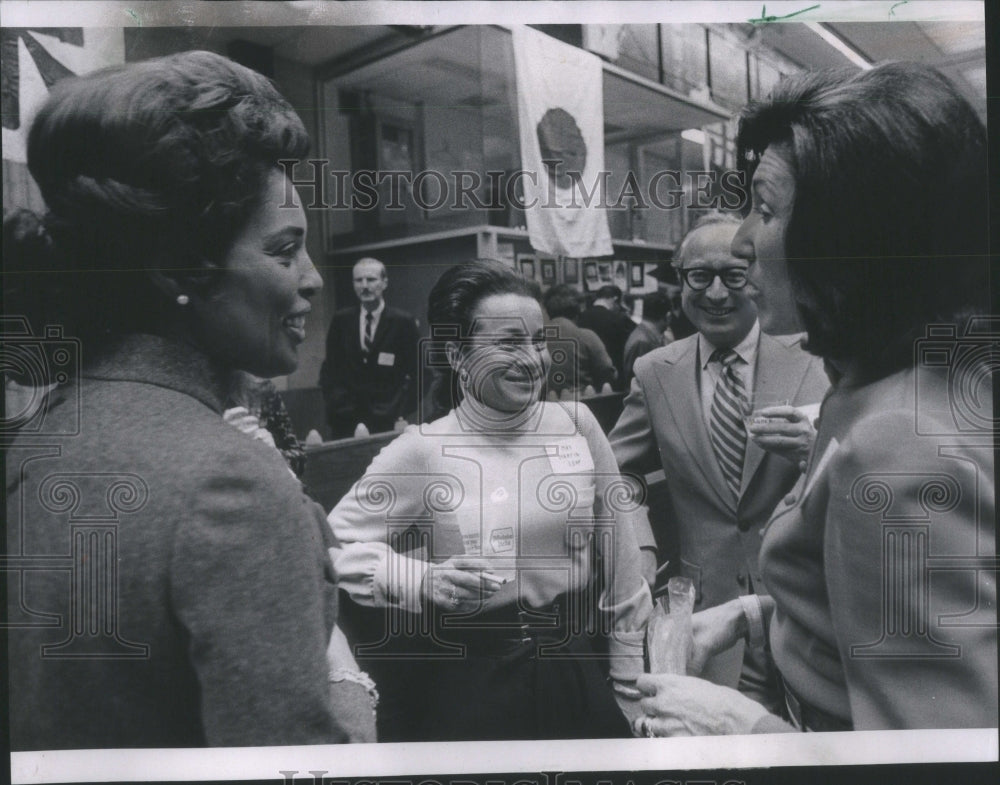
left=512, top=26, right=613, bottom=259
left=2, top=28, right=123, bottom=208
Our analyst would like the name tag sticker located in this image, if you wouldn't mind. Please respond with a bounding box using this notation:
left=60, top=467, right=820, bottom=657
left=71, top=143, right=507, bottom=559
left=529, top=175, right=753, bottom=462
left=548, top=438, right=593, bottom=473
left=377, top=352, right=395, bottom=367
left=490, top=527, right=514, bottom=553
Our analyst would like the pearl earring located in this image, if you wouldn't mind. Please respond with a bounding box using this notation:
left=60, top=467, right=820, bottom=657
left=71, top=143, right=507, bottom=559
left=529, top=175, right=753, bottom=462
left=176, top=294, right=189, bottom=306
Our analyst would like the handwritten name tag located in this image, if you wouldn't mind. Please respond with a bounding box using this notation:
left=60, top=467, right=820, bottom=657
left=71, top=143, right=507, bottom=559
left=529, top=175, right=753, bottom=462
left=548, top=438, right=594, bottom=474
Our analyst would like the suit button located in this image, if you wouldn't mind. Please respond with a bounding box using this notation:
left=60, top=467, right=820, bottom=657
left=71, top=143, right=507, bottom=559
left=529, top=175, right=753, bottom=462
left=737, top=572, right=748, bottom=587
left=737, top=519, right=750, bottom=532
left=785, top=493, right=797, bottom=506
left=798, top=460, right=808, bottom=473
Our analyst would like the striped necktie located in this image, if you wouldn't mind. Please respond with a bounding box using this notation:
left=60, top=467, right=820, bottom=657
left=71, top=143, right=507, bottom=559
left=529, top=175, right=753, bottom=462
left=363, top=311, right=374, bottom=353
left=709, top=348, right=748, bottom=499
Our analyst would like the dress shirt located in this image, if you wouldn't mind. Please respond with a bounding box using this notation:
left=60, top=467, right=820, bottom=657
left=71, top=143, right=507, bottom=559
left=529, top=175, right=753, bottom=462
left=359, top=300, right=385, bottom=352
left=697, top=320, right=760, bottom=429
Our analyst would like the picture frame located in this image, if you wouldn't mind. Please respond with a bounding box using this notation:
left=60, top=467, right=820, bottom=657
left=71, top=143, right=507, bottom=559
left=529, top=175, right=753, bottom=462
left=613, top=261, right=629, bottom=290
left=630, top=261, right=645, bottom=287
left=563, top=258, right=579, bottom=284
left=584, top=260, right=598, bottom=284
left=517, top=254, right=536, bottom=280
left=597, top=262, right=613, bottom=283
left=540, top=257, right=557, bottom=284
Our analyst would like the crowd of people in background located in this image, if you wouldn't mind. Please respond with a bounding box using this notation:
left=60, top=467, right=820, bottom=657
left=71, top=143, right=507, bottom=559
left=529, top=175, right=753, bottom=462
left=4, top=49, right=995, bottom=751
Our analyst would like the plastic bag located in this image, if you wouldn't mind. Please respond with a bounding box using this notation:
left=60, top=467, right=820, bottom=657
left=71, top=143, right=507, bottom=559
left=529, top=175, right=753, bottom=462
left=646, top=576, right=696, bottom=674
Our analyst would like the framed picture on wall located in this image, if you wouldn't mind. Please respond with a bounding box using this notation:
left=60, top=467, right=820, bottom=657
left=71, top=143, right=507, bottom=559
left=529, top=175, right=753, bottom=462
left=540, top=258, right=557, bottom=284
left=563, top=258, right=579, bottom=284
left=597, top=262, right=613, bottom=283
left=613, top=261, right=628, bottom=291
left=584, top=260, right=598, bottom=285
left=630, top=261, right=645, bottom=287
left=518, top=253, right=536, bottom=280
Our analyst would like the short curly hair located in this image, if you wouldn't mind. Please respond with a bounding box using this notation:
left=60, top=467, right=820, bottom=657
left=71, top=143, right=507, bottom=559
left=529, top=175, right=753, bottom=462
left=20, top=50, right=309, bottom=343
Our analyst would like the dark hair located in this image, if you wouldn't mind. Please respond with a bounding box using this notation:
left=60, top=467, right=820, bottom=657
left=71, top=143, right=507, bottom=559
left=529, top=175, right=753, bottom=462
left=543, top=284, right=583, bottom=320
left=425, top=259, right=536, bottom=417
left=9, top=50, right=309, bottom=347
left=641, top=291, right=672, bottom=323
left=594, top=285, right=623, bottom=301
left=737, top=62, right=988, bottom=378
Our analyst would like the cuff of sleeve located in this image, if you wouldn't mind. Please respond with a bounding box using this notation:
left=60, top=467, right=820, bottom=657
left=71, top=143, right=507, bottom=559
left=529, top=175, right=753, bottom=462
left=751, top=714, right=798, bottom=734
left=599, top=580, right=654, bottom=626
left=374, top=551, right=430, bottom=614
left=739, top=593, right=767, bottom=650
left=607, top=629, right=646, bottom=682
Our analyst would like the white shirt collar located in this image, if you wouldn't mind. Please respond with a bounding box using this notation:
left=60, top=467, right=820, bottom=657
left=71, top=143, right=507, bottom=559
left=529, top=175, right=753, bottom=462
left=362, top=300, right=385, bottom=321
left=699, top=320, right=760, bottom=370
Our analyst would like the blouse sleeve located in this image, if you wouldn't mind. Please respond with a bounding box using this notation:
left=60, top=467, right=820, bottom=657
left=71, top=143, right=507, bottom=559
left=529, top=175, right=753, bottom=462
left=327, top=427, right=433, bottom=614
left=824, top=410, right=997, bottom=729
left=573, top=404, right=654, bottom=681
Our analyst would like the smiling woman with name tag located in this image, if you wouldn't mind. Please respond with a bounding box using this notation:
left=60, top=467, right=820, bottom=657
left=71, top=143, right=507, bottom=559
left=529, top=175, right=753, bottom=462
left=328, top=259, right=653, bottom=741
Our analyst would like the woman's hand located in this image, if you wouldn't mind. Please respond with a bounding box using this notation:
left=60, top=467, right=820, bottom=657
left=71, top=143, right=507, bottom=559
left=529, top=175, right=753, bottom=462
left=688, top=598, right=747, bottom=676
left=747, top=405, right=815, bottom=465
left=420, top=556, right=506, bottom=612
left=634, top=673, right=770, bottom=737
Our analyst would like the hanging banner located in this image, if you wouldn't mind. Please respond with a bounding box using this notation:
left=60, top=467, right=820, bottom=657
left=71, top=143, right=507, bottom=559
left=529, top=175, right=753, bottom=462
left=512, top=26, right=614, bottom=259
left=2, top=28, right=125, bottom=165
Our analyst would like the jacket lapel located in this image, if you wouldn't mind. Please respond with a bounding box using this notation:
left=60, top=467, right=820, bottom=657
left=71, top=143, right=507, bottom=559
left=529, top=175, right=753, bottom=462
left=739, top=332, right=811, bottom=496
left=650, top=340, right=737, bottom=514
left=369, top=308, right=391, bottom=354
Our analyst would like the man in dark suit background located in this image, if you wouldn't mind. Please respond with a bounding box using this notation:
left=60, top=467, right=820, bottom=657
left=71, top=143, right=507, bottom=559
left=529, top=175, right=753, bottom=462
left=320, top=257, right=419, bottom=438
left=577, top=285, right=636, bottom=390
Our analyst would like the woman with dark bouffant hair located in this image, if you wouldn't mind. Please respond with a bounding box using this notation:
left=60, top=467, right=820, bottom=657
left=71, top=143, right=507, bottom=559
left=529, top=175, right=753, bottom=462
left=5, top=51, right=374, bottom=748
left=634, top=62, right=995, bottom=735
left=328, top=259, right=652, bottom=741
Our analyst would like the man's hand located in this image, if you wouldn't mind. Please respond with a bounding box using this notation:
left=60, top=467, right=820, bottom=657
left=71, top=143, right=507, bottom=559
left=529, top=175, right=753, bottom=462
left=747, top=405, right=815, bottom=465
left=688, top=598, right=746, bottom=676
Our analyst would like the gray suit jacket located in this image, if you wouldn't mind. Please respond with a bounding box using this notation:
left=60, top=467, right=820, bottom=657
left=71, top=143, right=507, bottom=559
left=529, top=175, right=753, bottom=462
left=608, top=330, right=829, bottom=686
left=6, top=334, right=349, bottom=749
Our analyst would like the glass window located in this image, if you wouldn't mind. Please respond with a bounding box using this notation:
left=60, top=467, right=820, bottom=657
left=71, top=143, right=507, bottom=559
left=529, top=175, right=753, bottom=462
left=707, top=30, right=748, bottom=108
left=753, top=55, right=784, bottom=100
left=616, top=25, right=660, bottom=83
left=659, top=25, right=708, bottom=95
left=321, top=27, right=518, bottom=246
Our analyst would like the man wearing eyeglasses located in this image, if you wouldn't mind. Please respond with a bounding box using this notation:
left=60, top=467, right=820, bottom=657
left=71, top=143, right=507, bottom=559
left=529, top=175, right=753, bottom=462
left=608, top=212, right=828, bottom=712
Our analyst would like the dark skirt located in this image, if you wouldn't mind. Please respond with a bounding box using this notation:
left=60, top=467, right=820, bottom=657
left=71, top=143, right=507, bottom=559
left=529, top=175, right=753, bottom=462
left=348, top=597, right=631, bottom=742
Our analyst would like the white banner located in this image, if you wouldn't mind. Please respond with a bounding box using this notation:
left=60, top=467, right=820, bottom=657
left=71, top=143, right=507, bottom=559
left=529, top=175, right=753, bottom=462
left=2, top=28, right=124, bottom=163
left=512, top=25, right=613, bottom=258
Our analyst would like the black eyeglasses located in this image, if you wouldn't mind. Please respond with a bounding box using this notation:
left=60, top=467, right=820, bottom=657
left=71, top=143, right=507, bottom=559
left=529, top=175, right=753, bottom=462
left=680, top=267, right=749, bottom=291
